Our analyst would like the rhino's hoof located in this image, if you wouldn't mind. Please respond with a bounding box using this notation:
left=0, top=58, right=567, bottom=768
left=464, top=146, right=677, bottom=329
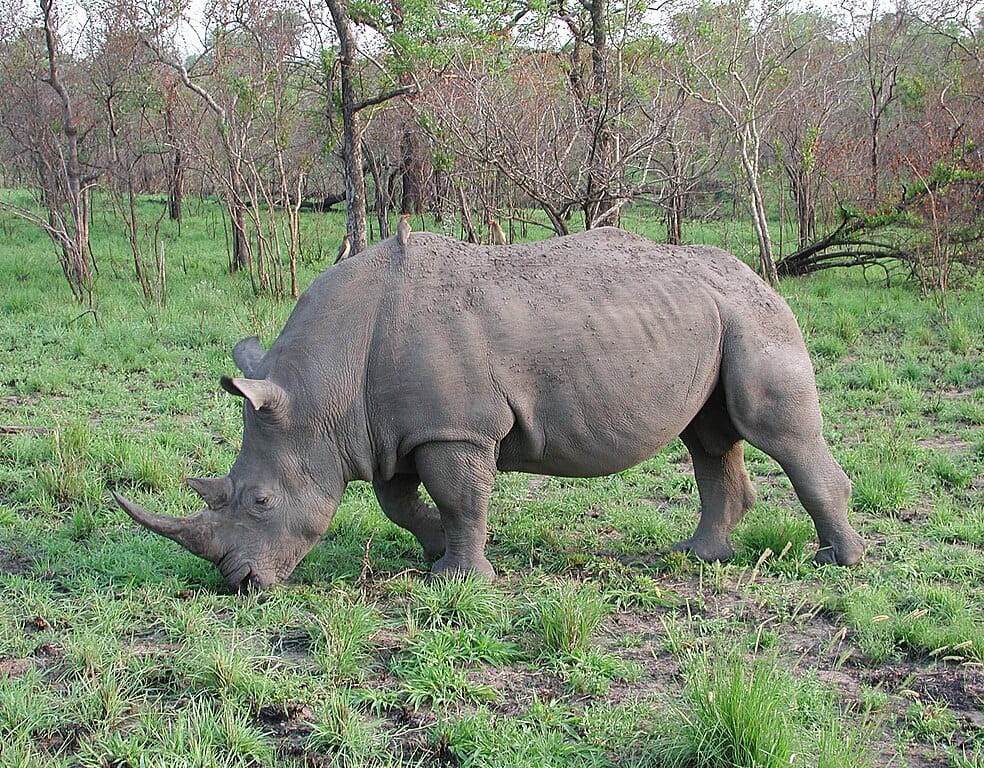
left=815, top=535, right=864, bottom=566
left=430, top=553, right=496, bottom=581
left=673, top=536, right=735, bottom=563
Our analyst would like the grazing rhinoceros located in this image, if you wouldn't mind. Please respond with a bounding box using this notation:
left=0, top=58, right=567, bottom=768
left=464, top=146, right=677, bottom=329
left=113, top=227, right=864, bottom=589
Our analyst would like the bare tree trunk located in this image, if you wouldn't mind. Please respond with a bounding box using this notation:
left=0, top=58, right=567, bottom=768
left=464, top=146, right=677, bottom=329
left=457, top=185, right=478, bottom=243
left=164, top=106, right=183, bottom=222
left=542, top=203, right=569, bottom=236
left=228, top=187, right=251, bottom=273
left=785, top=165, right=815, bottom=249
left=326, top=0, right=369, bottom=254
left=739, top=127, right=778, bottom=286
left=288, top=175, right=302, bottom=298
left=366, top=146, right=391, bottom=239
left=40, top=0, right=92, bottom=302
left=400, top=120, right=426, bottom=215
left=869, top=110, right=880, bottom=208
left=582, top=0, right=618, bottom=230
left=666, top=190, right=683, bottom=245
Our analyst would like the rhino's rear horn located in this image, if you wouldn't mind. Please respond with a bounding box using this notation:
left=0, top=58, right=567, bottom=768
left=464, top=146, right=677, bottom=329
left=112, top=491, right=213, bottom=560
left=186, top=476, right=231, bottom=509
left=232, top=336, right=265, bottom=377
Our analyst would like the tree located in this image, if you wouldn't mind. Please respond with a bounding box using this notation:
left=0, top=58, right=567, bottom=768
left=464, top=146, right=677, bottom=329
left=142, top=0, right=321, bottom=293
left=301, top=0, right=414, bottom=255
left=843, top=1, right=911, bottom=208
left=768, top=21, right=846, bottom=248
left=84, top=0, right=173, bottom=299
left=324, top=0, right=370, bottom=253
left=143, top=32, right=255, bottom=273
left=668, top=0, right=825, bottom=285
left=0, top=0, right=96, bottom=302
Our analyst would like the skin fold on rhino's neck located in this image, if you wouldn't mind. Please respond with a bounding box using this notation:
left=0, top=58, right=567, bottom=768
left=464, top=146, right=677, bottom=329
left=263, top=259, right=384, bottom=486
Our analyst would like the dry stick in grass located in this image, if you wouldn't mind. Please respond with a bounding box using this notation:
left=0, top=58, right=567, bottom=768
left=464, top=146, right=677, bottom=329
left=377, top=567, right=429, bottom=586
left=359, top=533, right=374, bottom=585
left=753, top=617, right=776, bottom=652
left=938, top=639, right=975, bottom=663
left=0, top=425, right=52, bottom=434
left=826, top=626, right=853, bottom=669
left=744, top=548, right=773, bottom=587
left=69, top=309, right=98, bottom=325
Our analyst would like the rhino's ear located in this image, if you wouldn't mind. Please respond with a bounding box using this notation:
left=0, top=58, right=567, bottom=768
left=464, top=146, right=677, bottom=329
left=220, top=376, right=289, bottom=417
left=232, top=336, right=265, bottom=377
left=186, top=476, right=232, bottom=509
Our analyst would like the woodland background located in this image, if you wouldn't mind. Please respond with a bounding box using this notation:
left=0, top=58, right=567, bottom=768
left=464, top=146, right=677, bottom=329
left=0, top=0, right=980, bottom=303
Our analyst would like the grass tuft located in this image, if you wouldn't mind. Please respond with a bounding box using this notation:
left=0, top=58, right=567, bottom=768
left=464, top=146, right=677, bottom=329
left=308, top=596, right=380, bottom=683
left=530, top=581, right=607, bottom=654
left=852, top=461, right=916, bottom=516
left=653, top=653, right=797, bottom=768
left=306, top=690, right=383, bottom=766
left=736, top=510, right=814, bottom=567
left=410, top=574, right=507, bottom=631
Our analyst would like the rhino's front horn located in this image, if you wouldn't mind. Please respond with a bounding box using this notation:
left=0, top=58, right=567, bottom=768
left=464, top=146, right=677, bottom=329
left=112, top=491, right=213, bottom=559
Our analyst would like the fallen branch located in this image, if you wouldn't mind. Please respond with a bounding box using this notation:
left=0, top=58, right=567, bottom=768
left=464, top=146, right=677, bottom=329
left=0, top=425, right=52, bottom=434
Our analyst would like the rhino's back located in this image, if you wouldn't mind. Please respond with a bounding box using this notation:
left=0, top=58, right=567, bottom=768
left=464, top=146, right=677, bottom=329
left=365, top=228, right=792, bottom=478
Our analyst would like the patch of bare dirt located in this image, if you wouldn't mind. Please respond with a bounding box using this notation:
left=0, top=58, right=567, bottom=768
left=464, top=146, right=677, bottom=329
left=862, top=663, right=984, bottom=719
left=915, top=435, right=973, bottom=452
left=604, top=610, right=685, bottom=699
left=940, top=388, right=977, bottom=400
left=1, top=394, right=40, bottom=407
left=0, top=546, right=34, bottom=576
left=0, top=658, right=33, bottom=678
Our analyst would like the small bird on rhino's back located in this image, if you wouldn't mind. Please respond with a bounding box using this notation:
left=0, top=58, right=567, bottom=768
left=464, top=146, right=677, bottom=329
left=335, top=232, right=352, bottom=264
left=397, top=214, right=412, bottom=246
left=488, top=218, right=507, bottom=245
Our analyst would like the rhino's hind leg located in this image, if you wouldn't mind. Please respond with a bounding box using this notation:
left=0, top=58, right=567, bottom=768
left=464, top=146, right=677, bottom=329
left=674, top=422, right=756, bottom=563
left=413, top=441, right=497, bottom=579
left=373, top=474, right=446, bottom=561
left=777, top=447, right=863, bottom=565
left=724, top=346, right=864, bottom=566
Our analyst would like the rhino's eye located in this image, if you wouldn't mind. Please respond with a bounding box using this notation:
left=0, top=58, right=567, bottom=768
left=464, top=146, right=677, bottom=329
left=248, top=490, right=273, bottom=510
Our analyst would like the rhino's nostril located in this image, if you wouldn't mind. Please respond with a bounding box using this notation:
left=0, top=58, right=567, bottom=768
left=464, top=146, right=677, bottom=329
left=221, top=560, right=250, bottom=593
left=241, top=570, right=267, bottom=592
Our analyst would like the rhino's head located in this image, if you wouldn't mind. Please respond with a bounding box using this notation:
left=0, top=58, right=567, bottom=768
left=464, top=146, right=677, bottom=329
left=113, top=338, right=342, bottom=591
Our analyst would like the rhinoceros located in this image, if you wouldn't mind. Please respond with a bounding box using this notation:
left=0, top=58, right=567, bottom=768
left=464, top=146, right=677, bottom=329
left=113, top=227, right=864, bottom=589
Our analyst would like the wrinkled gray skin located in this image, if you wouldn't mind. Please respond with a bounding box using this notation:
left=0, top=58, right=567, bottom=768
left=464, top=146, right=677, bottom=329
left=114, top=227, right=864, bottom=590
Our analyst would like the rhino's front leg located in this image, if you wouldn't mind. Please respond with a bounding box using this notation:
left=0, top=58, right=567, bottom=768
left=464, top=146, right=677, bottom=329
left=372, top=474, right=446, bottom=561
left=413, top=441, right=497, bottom=579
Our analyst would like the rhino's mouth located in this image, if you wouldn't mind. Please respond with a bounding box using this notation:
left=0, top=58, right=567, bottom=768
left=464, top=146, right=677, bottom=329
left=218, top=553, right=283, bottom=592
left=218, top=553, right=255, bottom=592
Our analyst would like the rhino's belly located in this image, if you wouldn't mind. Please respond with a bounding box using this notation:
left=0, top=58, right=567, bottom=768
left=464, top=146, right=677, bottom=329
left=488, top=285, right=721, bottom=477
left=498, top=426, right=682, bottom=477
left=494, top=329, right=720, bottom=478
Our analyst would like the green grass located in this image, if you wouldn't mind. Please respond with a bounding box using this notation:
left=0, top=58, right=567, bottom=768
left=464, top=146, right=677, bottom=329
left=1, top=194, right=982, bottom=765
left=647, top=653, right=868, bottom=768
left=530, top=581, right=608, bottom=654
left=306, top=690, right=385, bottom=767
